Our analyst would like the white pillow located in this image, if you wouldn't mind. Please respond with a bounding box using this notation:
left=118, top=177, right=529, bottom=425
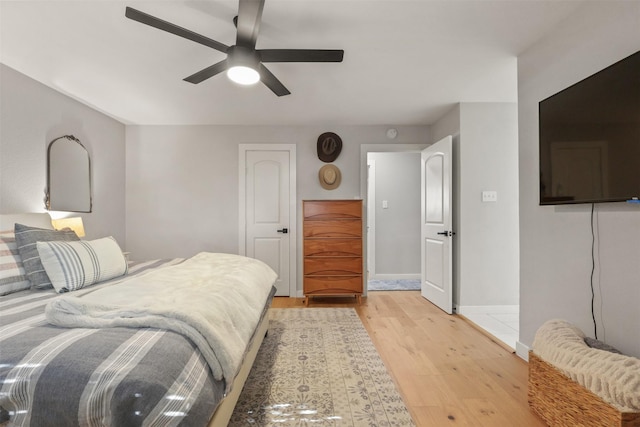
left=37, top=237, right=128, bottom=293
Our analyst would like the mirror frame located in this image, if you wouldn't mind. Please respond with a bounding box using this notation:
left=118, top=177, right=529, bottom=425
left=45, top=135, right=92, bottom=213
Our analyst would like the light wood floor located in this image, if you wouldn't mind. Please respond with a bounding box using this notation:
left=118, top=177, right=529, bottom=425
left=272, top=291, right=547, bottom=427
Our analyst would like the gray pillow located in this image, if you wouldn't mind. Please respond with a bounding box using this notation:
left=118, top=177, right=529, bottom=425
left=584, top=337, right=623, bottom=354
left=14, top=223, right=80, bottom=289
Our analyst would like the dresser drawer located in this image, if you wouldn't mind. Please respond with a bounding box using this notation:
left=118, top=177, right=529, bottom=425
left=303, top=220, right=362, bottom=238
left=304, top=239, right=362, bottom=257
left=304, top=200, right=362, bottom=220
left=304, top=257, right=362, bottom=275
left=304, top=276, right=362, bottom=294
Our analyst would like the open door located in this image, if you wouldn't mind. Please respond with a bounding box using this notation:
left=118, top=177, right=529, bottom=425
left=421, top=135, right=453, bottom=314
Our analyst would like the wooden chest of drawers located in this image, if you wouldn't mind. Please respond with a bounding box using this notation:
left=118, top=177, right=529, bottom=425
left=303, top=199, right=363, bottom=305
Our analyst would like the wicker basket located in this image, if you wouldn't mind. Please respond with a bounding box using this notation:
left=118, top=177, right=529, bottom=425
left=528, top=351, right=640, bottom=427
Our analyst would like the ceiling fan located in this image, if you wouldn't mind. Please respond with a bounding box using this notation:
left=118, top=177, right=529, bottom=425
left=125, top=0, right=344, bottom=96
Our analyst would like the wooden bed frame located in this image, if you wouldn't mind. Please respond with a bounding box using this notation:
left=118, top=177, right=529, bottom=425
left=528, top=351, right=640, bottom=427
left=0, top=213, right=53, bottom=230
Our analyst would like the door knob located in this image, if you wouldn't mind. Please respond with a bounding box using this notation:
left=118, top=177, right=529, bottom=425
left=437, top=231, right=455, bottom=237
left=277, top=228, right=288, bottom=234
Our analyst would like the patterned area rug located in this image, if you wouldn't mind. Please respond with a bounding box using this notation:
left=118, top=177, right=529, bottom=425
left=230, top=308, right=415, bottom=426
left=367, top=279, right=421, bottom=291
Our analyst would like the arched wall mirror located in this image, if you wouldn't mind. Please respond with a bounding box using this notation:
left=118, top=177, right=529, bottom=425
left=46, top=135, right=92, bottom=212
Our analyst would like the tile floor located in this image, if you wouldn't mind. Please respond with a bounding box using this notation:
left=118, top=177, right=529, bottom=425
left=367, top=279, right=421, bottom=291
left=462, top=307, right=519, bottom=350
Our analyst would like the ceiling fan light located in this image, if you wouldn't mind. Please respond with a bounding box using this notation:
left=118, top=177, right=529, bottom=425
left=227, top=66, right=260, bottom=85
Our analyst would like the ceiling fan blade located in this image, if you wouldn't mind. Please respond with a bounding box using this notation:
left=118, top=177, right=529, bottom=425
left=236, top=0, right=265, bottom=48
left=259, top=64, right=290, bottom=96
left=184, top=60, right=229, bottom=84
left=259, top=49, right=344, bottom=63
left=125, top=7, right=229, bottom=53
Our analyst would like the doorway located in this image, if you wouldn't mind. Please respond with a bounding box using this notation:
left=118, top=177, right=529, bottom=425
left=362, top=142, right=518, bottom=349
left=360, top=144, right=426, bottom=294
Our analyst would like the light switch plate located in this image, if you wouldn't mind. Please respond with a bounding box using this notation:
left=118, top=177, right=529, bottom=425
left=382, top=200, right=389, bottom=209
left=482, top=191, right=497, bottom=202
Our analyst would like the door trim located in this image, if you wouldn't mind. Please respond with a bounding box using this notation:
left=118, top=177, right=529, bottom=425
left=239, top=144, right=297, bottom=297
left=366, top=158, right=377, bottom=279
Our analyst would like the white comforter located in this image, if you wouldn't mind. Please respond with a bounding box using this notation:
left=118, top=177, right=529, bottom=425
left=46, top=252, right=277, bottom=388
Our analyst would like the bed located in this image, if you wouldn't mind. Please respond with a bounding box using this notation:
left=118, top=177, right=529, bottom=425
left=0, top=213, right=276, bottom=427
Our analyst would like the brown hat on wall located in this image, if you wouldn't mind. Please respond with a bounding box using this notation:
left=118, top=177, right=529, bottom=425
left=318, top=164, right=341, bottom=190
left=317, top=132, right=342, bottom=163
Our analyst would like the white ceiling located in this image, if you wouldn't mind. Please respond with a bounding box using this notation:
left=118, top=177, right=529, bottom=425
left=0, top=0, right=584, bottom=126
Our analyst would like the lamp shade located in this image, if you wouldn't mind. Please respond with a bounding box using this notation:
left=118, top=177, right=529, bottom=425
left=227, top=66, right=260, bottom=85
left=51, top=217, right=85, bottom=237
left=226, top=45, right=261, bottom=86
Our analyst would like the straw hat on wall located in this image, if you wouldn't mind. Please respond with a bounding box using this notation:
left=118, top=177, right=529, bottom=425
left=318, top=164, right=341, bottom=190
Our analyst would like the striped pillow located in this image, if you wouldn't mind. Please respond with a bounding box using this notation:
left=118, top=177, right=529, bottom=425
left=37, top=237, right=128, bottom=293
left=14, top=223, right=80, bottom=289
left=0, top=230, right=31, bottom=295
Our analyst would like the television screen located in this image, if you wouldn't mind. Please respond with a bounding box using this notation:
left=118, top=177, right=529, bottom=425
left=539, top=50, right=640, bottom=205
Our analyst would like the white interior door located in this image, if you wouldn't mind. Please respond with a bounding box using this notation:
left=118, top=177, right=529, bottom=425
left=421, top=135, right=453, bottom=314
left=240, top=145, right=296, bottom=296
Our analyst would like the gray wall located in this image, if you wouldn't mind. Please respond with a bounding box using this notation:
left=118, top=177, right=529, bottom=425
left=368, top=152, right=421, bottom=277
left=432, top=102, right=520, bottom=309
left=125, top=125, right=429, bottom=295
left=0, top=64, right=126, bottom=244
left=0, top=60, right=430, bottom=298
left=518, top=1, right=640, bottom=357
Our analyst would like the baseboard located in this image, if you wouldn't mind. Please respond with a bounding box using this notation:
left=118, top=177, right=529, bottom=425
left=457, top=305, right=519, bottom=315
left=369, top=274, right=420, bottom=280
left=516, top=341, right=530, bottom=361
left=458, top=314, right=515, bottom=354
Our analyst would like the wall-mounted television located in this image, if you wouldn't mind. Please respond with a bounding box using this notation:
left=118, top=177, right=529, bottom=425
left=539, top=50, right=640, bottom=205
